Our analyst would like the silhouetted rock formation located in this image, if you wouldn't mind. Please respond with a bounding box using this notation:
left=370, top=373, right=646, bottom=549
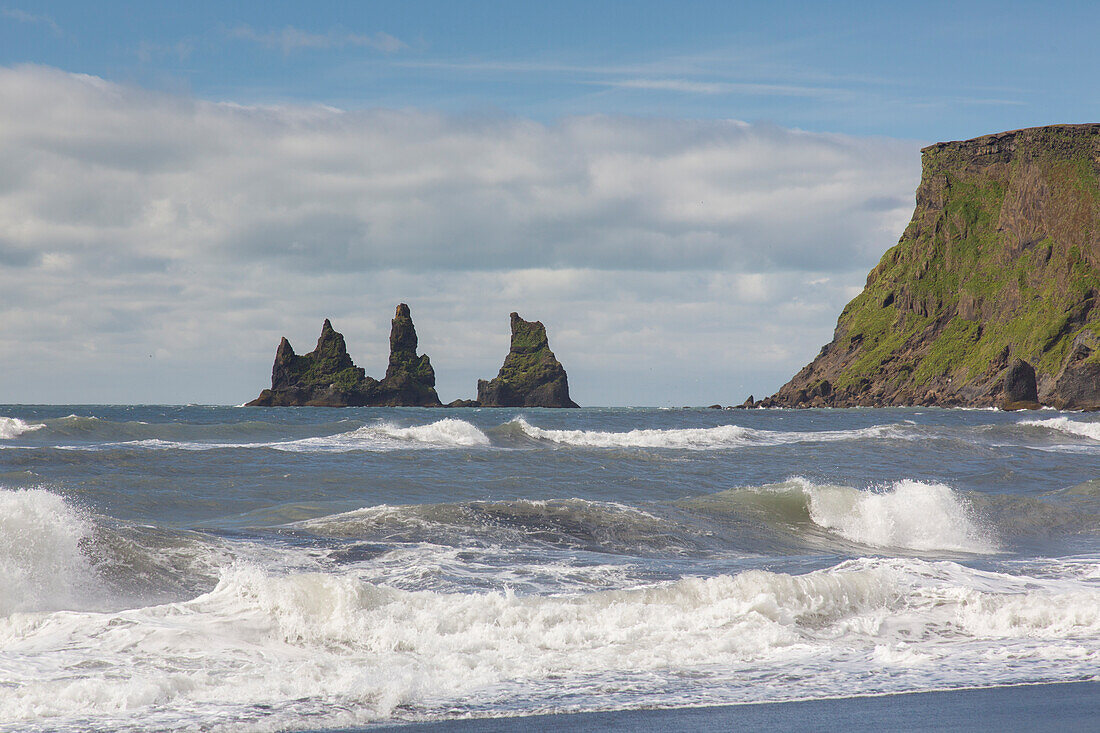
left=476, top=313, right=579, bottom=407
left=761, top=124, right=1100, bottom=409
left=247, top=305, right=442, bottom=407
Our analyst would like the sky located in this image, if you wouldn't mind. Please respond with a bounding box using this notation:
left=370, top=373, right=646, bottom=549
left=1, top=1, right=1098, bottom=405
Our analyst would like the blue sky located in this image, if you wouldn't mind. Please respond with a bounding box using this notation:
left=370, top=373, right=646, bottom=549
left=0, top=2, right=1098, bottom=404
left=4, top=1, right=1098, bottom=140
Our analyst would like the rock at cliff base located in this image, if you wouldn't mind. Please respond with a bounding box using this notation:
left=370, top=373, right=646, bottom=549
left=476, top=313, right=579, bottom=408
left=1002, top=358, right=1041, bottom=411
left=1048, top=333, right=1100, bottom=410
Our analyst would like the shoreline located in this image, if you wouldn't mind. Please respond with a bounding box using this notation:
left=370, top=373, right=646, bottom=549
left=356, top=680, right=1100, bottom=733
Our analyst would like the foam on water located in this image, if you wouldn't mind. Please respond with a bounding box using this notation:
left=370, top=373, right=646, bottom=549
left=73, top=418, right=493, bottom=452
left=271, top=418, right=491, bottom=451
left=0, top=416, right=45, bottom=439
left=1022, top=417, right=1100, bottom=441
left=509, top=417, right=903, bottom=449
left=0, top=489, right=94, bottom=614
left=800, top=479, right=996, bottom=554
left=696, top=479, right=996, bottom=554
left=3, top=558, right=1100, bottom=732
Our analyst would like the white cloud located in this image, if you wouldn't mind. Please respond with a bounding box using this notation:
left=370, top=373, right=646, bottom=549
left=1, top=7, right=61, bottom=35
left=0, top=65, right=920, bottom=404
left=595, top=78, right=849, bottom=99
left=228, top=24, right=406, bottom=54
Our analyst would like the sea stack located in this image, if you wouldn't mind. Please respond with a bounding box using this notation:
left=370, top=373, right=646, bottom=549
left=762, top=124, right=1100, bottom=409
left=476, top=313, right=579, bottom=407
left=246, top=304, right=442, bottom=407
left=378, top=304, right=442, bottom=406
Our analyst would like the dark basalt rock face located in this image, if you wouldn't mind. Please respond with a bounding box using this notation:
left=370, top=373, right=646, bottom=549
left=1048, top=332, right=1100, bottom=410
left=380, top=304, right=442, bottom=406
left=247, top=305, right=442, bottom=407
left=760, top=124, right=1100, bottom=410
left=476, top=313, right=579, bottom=408
left=1002, top=358, right=1041, bottom=411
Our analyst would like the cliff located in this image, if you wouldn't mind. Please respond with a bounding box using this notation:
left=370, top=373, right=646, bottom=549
left=761, top=124, right=1100, bottom=409
left=246, top=304, right=442, bottom=407
left=476, top=313, right=579, bottom=407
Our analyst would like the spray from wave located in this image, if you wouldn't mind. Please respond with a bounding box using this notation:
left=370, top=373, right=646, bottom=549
left=691, top=479, right=995, bottom=554
left=802, top=479, right=995, bottom=553
left=0, top=416, right=45, bottom=440
left=0, top=489, right=95, bottom=614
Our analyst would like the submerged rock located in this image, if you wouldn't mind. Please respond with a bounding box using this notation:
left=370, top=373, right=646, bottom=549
left=765, top=124, right=1100, bottom=409
left=476, top=313, right=579, bottom=408
left=246, top=305, right=442, bottom=407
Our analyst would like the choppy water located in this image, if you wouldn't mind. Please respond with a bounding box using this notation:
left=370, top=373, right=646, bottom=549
left=1, top=405, right=1099, bottom=732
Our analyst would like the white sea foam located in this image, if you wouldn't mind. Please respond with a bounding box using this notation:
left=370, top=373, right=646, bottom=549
left=790, top=478, right=995, bottom=553
left=273, top=418, right=491, bottom=451
left=510, top=417, right=902, bottom=449
left=1022, top=417, right=1100, bottom=441
left=0, top=416, right=45, bottom=439
left=3, top=558, right=1100, bottom=731
left=0, top=489, right=94, bottom=614
left=84, top=419, right=493, bottom=452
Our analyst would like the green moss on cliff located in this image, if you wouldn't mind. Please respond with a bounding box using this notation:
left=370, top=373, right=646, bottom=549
left=810, top=125, right=1100, bottom=403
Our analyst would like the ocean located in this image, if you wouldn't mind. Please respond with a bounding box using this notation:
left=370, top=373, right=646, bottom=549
left=1, top=405, right=1098, bottom=731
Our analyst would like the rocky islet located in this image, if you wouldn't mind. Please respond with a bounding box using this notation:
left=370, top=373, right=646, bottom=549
left=248, top=307, right=578, bottom=407
left=247, top=305, right=442, bottom=407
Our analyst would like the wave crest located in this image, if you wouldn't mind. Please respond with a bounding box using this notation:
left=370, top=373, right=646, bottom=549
left=0, top=416, right=45, bottom=440
left=694, top=479, right=995, bottom=554
left=0, top=489, right=93, bottom=614
left=1021, top=416, right=1100, bottom=441
left=509, top=417, right=902, bottom=449
left=279, top=418, right=491, bottom=451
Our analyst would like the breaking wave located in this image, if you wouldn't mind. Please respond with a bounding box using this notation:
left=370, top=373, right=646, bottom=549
left=0, top=488, right=95, bottom=614
left=1021, top=417, right=1100, bottom=441
left=295, top=418, right=492, bottom=450
left=508, top=417, right=904, bottom=449
left=42, top=418, right=493, bottom=452
left=689, top=479, right=995, bottom=554
left=4, top=557, right=1100, bottom=731
left=0, top=416, right=45, bottom=439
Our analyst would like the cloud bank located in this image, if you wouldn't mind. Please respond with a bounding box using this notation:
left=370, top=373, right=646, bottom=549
left=0, top=65, right=920, bottom=404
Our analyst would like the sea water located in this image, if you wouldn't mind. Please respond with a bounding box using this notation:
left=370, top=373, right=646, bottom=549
left=0, top=406, right=1098, bottom=731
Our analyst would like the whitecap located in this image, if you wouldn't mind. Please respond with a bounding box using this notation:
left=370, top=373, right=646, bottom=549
left=797, top=478, right=996, bottom=554
left=509, top=417, right=907, bottom=450
left=0, top=488, right=94, bottom=614
left=0, top=416, right=45, bottom=440
left=1021, top=416, right=1100, bottom=441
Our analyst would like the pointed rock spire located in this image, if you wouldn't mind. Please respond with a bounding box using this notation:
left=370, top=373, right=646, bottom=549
left=476, top=312, right=578, bottom=407
left=247, top=306, right=441, bottom=407
left=380, top=303, right=440, bottom=405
